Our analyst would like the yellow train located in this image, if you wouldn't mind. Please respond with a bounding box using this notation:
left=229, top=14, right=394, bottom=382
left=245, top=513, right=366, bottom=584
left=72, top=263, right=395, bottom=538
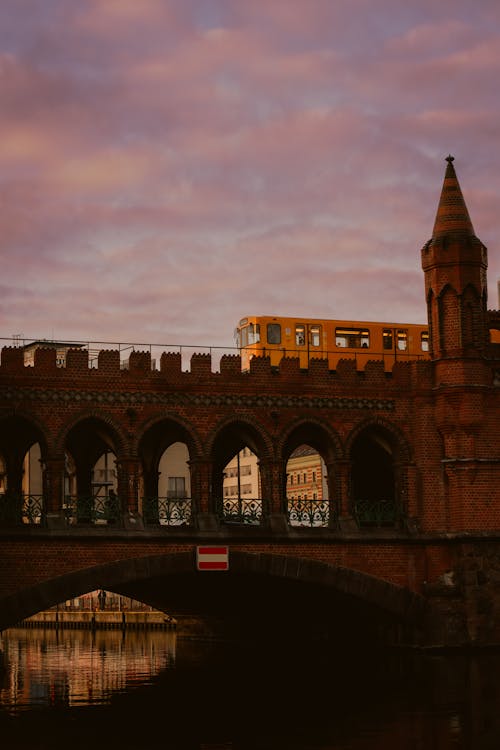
left=235, top=315, right=430, bottom=371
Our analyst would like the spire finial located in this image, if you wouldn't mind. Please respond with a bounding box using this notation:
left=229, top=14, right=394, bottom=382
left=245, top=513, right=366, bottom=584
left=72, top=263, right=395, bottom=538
left=432, top=155, right=474, bottom=238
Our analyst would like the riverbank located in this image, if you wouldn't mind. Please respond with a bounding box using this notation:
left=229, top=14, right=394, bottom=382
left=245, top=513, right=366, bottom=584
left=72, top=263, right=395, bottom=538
left=19, top=610, right=176, bottom=631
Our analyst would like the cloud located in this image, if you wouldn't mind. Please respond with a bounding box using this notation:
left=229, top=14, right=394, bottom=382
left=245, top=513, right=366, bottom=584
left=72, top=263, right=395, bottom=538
left=0, top=0, right=499, bottom=348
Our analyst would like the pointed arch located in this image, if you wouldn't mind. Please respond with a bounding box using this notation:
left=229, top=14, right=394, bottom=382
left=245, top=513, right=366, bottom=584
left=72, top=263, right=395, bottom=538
left=208, top=417, right=272, bottom=523
left=438, top=283, right=460, bottom=352
left=280, top=419, right=344, bottom=528
left=138, top=415, right=201, bottom=526
left=461, top=282, right=487, bottom=350
left=346, top=419, right=411, bottom=527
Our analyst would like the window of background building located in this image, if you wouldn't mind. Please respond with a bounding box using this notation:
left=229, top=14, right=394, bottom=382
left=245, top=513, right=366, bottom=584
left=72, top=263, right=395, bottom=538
left=167, top=477, right=186, bottom=499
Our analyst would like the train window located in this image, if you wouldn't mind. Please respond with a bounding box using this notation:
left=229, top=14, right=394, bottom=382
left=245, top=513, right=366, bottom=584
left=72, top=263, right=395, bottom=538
left=295, top=325, right=305, bottom=346
left=248, top=323, right=260, bottom=344
left=240, top=326, right=248, bottom=347
left=396, top=330, right=408, bottom=351
left=267, top=323, right=281, bottom=344
left=335, top=328, right=370, bottom=349
left=310, top=325, right=321, bottom=347
left=383, top=329, right=393, bottom=350
left=421, top=331, right=429, bottom=351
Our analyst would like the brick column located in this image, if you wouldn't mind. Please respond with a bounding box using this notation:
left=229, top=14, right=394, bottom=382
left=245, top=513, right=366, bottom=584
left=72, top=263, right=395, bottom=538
left=189, top=459, right=218, bottom=530
left=402, top=463, right=419, bottom=530
left=336, top=460, right=357, bottom=531
left=259, top=457, right=288, bottom=532
left=116, top=456, right=141, bottom=524
left=43, top=457, right=65, bottom=515
left=42, top=456, right=66, bottom=528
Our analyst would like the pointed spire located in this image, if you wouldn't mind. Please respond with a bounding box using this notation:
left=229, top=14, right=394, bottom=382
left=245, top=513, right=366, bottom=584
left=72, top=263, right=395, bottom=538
left=432, top=155, right=475, bottom=238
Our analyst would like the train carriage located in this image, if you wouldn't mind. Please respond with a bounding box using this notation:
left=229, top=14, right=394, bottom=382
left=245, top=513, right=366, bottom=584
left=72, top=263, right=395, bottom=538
left=235, top=315, right=430, bottom=372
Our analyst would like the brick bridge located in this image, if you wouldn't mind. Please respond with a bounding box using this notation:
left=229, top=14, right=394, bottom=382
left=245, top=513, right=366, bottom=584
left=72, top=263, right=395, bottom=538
left=0, top=157, right=499, bottom=647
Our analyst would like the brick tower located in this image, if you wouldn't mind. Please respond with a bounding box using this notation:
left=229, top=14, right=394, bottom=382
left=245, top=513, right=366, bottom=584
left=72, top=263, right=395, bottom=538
left=421, top=156, right=498, bottom=531
left=422, top=155, right=489, bottom=365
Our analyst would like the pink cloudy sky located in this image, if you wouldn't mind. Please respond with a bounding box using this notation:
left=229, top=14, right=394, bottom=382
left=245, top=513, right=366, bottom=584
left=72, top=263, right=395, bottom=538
left=1, top=0, right=500, bottom=354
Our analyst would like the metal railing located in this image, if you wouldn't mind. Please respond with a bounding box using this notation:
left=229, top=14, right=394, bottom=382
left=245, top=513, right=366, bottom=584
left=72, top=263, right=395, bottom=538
left=63, top=495, right=122, bottom=526
left=0, top=494, right=45, bottom=526
left=352, top=498, right=402, bottom=527
left=0, top=336, right=239, bottom=373
left=218, top=497, right=263, bottom=525
left=286, top=498, right=331, bottom=527
left=0, top=492, right=404, bottom=530
left=142, top=497, right=192, bottom=526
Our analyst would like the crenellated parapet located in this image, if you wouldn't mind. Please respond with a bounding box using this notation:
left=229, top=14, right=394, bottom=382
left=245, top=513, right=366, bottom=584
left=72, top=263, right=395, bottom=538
left=0, top=345, right=435, bottom=392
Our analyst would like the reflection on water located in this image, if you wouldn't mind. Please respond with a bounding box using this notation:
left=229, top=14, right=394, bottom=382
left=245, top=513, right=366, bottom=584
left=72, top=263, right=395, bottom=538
left=0, top=627, right=500, bottom=749
left=0, top=628, right=176, bottom=713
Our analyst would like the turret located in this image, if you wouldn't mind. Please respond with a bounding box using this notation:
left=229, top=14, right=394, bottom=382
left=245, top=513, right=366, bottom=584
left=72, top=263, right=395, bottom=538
left=421, top=156, right=489, bottom=360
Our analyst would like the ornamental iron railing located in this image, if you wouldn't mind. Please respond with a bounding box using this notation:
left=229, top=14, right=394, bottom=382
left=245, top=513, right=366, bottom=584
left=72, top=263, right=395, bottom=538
left=64, top=495, right=122, bottom=526
left=352, top=498, right=402, bottom=527
left=219, top=497, right=262, bottom=525
left=286, top=498, right=331, bottom=527
left=0, top=494, right=45, bottom=526
left=142, top=497, right=192, bottom=526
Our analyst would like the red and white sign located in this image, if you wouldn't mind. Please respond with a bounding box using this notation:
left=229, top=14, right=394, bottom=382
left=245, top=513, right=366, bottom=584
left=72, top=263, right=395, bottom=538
left=196, top=546, right=229, bottom=571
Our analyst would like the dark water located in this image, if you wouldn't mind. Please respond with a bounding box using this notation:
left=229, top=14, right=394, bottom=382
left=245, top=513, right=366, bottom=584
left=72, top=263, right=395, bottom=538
left=1, top=627, right=499, bottom=749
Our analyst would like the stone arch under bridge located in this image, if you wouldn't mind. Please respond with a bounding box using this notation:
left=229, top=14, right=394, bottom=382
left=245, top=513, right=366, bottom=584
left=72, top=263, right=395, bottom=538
left=0, top=550, right=428, bottom=644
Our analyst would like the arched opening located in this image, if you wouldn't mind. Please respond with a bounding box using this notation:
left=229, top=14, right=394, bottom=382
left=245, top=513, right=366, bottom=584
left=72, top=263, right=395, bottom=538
left=64, top=418, right=121, bottom=525
left=21, top=442, right=44, bottom=524
left=222, top=446, right=261, bottom=524
left=282, top=422, right=339, bottom=528
left=0, top=416, right=47, bottom=526
left=155, top=441, right=191, bottom=525
left=286, top=445, right=328, bottom=527
left=139, top=421, right=194, bottom=526
left=350, top=427, right=400, bottom=527
left=211, top=422, right=266, bottom=525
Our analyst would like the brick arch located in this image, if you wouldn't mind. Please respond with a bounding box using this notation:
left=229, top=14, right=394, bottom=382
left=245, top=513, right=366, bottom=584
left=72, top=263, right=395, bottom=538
left=345, top=418, right=412, bottom=526
left=134, top=413, right=204, bottom=460
left=279, top=418, right=344, bottom=513
left=206, top=416, right=274, bottom=462
left=137, top=415, right=203, bottom=502
left=345, top=417, right=411, bottom=464
left=436, top=280, right=458, bottom=300
left=439, top=283, right=460, bottom=352
left=460, top=282, right=487, bottom=350
left=280, top=417, right=344, bottom=463
left=54, top=409, right=129, bottom=457
left=138, top=413, right=205, bottom=468
left=426, top=287, right=436, bottom=357
left=207, top=418, right=274, bottom=514
left=0, top=551, right=427, bottom=632
left=0, top=409, right=52, bottom=457
left=0, top=412, right=52, bottom=502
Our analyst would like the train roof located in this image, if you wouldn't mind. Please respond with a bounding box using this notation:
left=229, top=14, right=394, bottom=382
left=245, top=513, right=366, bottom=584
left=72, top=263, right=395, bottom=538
left=237, top=315, right=427, bottom=328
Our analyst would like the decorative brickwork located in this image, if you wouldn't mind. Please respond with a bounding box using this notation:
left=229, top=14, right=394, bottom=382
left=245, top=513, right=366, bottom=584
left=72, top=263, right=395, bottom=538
left=0, top=157, right=498, bottom=646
